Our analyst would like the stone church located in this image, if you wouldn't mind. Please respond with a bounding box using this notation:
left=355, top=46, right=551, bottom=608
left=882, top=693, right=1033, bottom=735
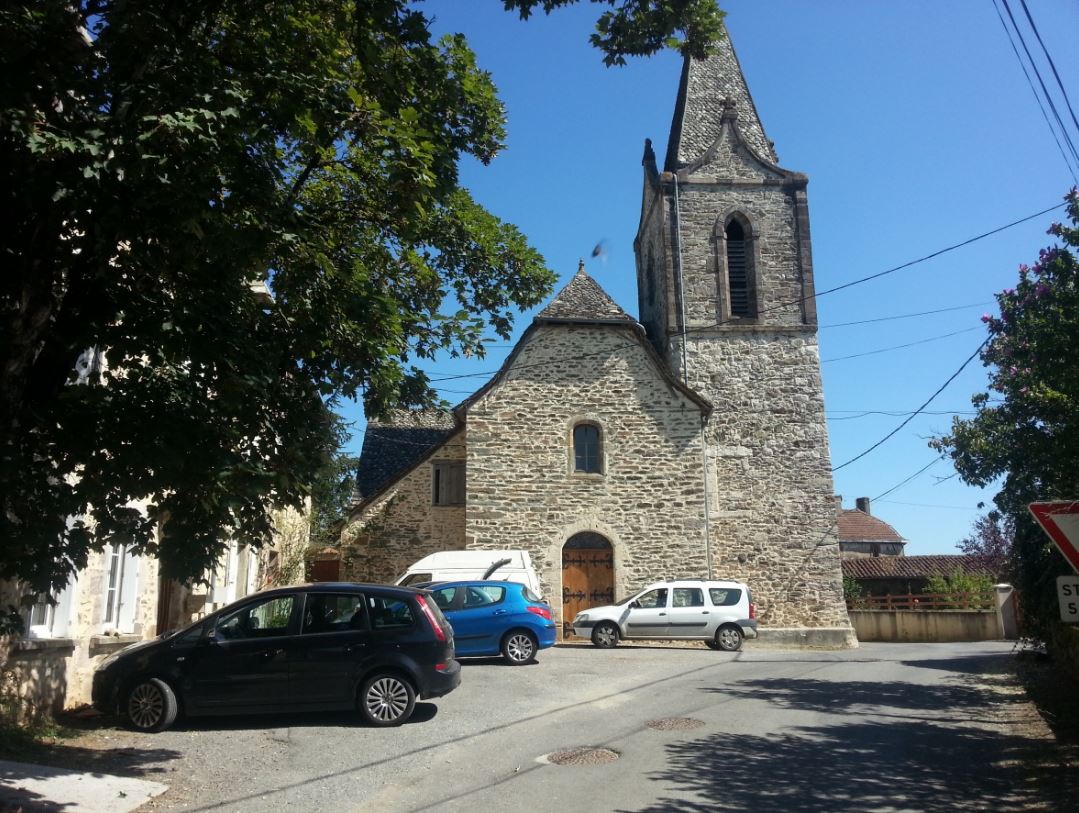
left=341, top=27, right=854, bottom=647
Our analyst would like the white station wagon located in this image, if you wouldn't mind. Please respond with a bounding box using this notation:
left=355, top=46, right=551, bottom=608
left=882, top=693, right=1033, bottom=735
left=571, top=579, right=757, bottom=651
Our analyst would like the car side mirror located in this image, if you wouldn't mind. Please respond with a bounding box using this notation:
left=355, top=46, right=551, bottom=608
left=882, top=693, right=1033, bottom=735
left=629, top=600, right=640, bottom=609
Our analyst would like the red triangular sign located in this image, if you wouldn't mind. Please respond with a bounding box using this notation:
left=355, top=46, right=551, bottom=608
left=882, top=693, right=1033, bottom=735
left=1029, top=501, right=1079, bottom=575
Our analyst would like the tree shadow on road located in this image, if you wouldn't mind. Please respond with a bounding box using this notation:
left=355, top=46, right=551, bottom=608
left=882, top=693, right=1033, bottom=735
left=703, top=675, right=1020, bottom=725
left=618, top=718, right=1071, bottom=812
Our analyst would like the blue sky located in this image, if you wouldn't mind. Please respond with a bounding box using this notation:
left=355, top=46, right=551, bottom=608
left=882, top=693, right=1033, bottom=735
left=338, top=0, right=1079, bottom=556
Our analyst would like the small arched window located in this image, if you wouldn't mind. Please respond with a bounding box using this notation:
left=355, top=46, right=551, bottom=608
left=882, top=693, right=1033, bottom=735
left=725, top=219, right=751, bottom=317
left=573, top=424, right=602, bottom=474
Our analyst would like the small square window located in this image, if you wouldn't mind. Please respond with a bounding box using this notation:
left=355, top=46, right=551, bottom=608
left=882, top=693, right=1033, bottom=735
left=432, top=462, right=465, bottom=506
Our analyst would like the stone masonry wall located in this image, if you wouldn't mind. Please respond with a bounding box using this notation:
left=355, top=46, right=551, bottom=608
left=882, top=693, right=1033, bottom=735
left=465, top=325, right=709, bottom=630
left=341, top=432, right=467, bottom=583
left=673, top=330, right=849, bottom=628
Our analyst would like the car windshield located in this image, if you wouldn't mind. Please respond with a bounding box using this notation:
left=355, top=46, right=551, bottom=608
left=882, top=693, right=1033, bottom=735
left=614, top=590, right=645, bottom=606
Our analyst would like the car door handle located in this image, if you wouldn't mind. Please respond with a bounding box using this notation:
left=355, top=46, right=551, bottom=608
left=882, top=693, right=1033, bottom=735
left=492, top=610, right=506, bottom=616
left=345, top=643, right=366, bottom=654
left=261, top=648, right=285, bottom=660
left=702, top=611, right=710, bottom=614
left=658, top=612, right=666, bottom=616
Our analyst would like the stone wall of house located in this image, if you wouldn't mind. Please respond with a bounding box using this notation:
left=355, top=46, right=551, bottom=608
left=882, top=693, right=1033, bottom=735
left=464, top=324, right=709, bottom=628
left=0, top=548, right=161, bottom=715
left=340, top=432, right=467, bottom=583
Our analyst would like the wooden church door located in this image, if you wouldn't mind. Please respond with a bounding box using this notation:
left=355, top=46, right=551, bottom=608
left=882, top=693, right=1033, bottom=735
left=561, top=533, right=614, bottom=637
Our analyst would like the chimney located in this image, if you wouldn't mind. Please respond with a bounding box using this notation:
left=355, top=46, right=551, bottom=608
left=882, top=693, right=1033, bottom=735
left=856, top=496, right=870, bottom=515
left=834, top=495, right=844, bottom=514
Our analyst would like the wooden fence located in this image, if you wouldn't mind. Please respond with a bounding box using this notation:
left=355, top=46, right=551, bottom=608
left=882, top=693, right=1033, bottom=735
left=847, top=591, right=995, bottom=611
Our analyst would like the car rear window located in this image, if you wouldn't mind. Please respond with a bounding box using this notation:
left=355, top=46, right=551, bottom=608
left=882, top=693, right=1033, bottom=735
left=463, top=585, right=505, bottom=607
left=522, top=586, right=542, bottom=603
left=709, top=588, right=742, bottom=607
left=368, top=595, right=415, bottom=630
left=302, top=593, right=365, bottom=634
left=400, top=573, right=433, bottom=586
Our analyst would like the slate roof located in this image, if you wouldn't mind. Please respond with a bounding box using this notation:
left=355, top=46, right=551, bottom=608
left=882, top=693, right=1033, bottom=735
left=837, top=509, right=904, bottom=543
left=665, top=23, right=777, bottom=171
left=535, top=264, right=637, bottom=325
left=842, top=555, right=993, bottom=581
left=350, top=409, right=458, bottom=505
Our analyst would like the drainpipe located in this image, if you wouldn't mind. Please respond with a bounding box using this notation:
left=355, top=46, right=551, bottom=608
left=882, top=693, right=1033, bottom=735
left=672, top=172, right=710, bottom=577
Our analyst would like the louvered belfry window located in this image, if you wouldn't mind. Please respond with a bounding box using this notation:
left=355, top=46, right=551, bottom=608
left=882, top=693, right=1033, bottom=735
left=725, top=219, right=750, bottom=317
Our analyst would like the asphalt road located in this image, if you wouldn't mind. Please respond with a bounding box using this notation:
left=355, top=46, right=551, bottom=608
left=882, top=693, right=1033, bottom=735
left=94, top=640, right=1070, bottom=812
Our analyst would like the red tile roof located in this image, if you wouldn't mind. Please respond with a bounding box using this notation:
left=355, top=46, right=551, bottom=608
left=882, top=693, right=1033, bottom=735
left=842, top=555, right=993, bottom=580
left=837, top=509, right=903, bottom=543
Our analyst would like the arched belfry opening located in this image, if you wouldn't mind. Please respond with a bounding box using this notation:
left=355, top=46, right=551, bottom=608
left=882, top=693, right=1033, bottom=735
left=724, top=216, right=754, bottom=318
left=561, top=533, right=614, bottom=637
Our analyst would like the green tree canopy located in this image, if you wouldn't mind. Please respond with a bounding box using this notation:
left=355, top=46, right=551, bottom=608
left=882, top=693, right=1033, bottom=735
left=933, top=188, right=1079, bottom=643
left=0, top=1, right=725, bottom=592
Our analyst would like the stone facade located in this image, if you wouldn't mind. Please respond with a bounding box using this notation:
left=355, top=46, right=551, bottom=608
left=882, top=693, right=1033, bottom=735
left=342, top=431, right=467, bottom=583
left=463, top=324, right=709, bottom=606
left=345, top=24, right=854, bottom=646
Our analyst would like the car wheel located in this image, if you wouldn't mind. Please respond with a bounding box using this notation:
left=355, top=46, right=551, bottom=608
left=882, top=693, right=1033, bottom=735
left=591, top=622, right=619, bottom=648
left=360, top=673, right=416, bottom=727
left=124, top=678, right=178, bottom=733
left=704, top=639, right=722, bottom=650
left=716, top=625, right=744, bottom=652
left=501, top=630, right=537, bottom=665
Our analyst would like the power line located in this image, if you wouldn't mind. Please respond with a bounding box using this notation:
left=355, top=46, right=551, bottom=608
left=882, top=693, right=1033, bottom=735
left=993, top=0, right=1079, bottom=181
left=822, top=326, right=981, bottom=363
left=424, top=202, right=1062, bottom=384
left=1018, top=0, right=1079, bottom=142
left=820, top=302, right=990, bottom=329
left=872, top=457, right=944, bottom=501
left=828, top=410, right=978, bottom=421
left=832, top=338, right=989, bottom=472
left=877, top=499, right=985, bottom=511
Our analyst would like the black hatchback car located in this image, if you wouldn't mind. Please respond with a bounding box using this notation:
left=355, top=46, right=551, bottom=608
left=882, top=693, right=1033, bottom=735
left=92, top=583, right=460, bottom=731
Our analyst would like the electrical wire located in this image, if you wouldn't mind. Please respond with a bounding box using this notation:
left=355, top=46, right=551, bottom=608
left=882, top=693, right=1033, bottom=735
left=819, top=302, right=990, bottom=329
left=1018, top=0, right=1079, bottom=141
left=423, top=202, right=1062, bottom=384
left=832, top=339, right=989, bottom=472
left=993, top=0, right=1079, bottom=181
left=872, top=457, right=944, bottom=502
left=822, top=326, right=982, bottom=363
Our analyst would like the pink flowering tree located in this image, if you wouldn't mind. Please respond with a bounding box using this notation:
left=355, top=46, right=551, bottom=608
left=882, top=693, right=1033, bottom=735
left=933, top=188, right=1079, bottom=646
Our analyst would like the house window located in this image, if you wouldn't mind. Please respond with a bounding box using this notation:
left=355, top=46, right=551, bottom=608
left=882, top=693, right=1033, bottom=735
left=725, top=218, right=754, bottom=318
left=432, top=462, right=465, bottom=506
left=102, top=544, right=139, bottom=633
left=573, top=424, right=602, bottom=474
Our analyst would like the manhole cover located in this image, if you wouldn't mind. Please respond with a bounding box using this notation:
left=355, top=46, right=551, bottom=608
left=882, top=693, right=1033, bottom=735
left=546, top=747, right=620, bottom=766
left=646, top=717, right=705, bottom=731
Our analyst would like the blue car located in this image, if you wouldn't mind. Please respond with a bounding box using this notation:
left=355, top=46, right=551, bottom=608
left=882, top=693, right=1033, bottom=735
left=422, top=581, right=556, bottom=665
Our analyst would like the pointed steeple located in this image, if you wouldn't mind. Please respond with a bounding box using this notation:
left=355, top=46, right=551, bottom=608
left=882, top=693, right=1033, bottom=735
left=664, top=23, right=777, bottom=171
left=536, top=262, right=636, bottom=325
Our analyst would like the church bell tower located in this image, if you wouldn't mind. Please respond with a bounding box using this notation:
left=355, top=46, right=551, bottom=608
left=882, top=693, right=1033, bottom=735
left=634, top=25, right=853, bottom=641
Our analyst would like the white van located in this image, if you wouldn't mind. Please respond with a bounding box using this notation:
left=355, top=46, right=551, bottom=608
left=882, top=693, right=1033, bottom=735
left=395, top=550, right=542, bottom=595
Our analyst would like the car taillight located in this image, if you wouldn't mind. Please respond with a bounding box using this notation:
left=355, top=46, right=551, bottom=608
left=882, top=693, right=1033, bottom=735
left=435, top=663, right=449, bottom=672
left=527, top=605, right=553, bottom=621
left=416, top=596, right=446, bottom=642
left=749, top=602, right=757, bottom=620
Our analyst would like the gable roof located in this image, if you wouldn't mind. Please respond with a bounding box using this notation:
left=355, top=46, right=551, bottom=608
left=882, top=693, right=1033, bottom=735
left=457, top=265, right=711, bottom=418
left=842, top=555, right=993, bottom=581
left=838, top=509, right=904, bottom=543
left=350, top=409, right=459, bottom=506
left=535, top=264, right=637, bottom=325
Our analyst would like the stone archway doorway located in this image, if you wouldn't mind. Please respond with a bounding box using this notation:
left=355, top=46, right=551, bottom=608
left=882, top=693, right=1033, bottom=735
left=562, top=533, right=614, bottom=637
